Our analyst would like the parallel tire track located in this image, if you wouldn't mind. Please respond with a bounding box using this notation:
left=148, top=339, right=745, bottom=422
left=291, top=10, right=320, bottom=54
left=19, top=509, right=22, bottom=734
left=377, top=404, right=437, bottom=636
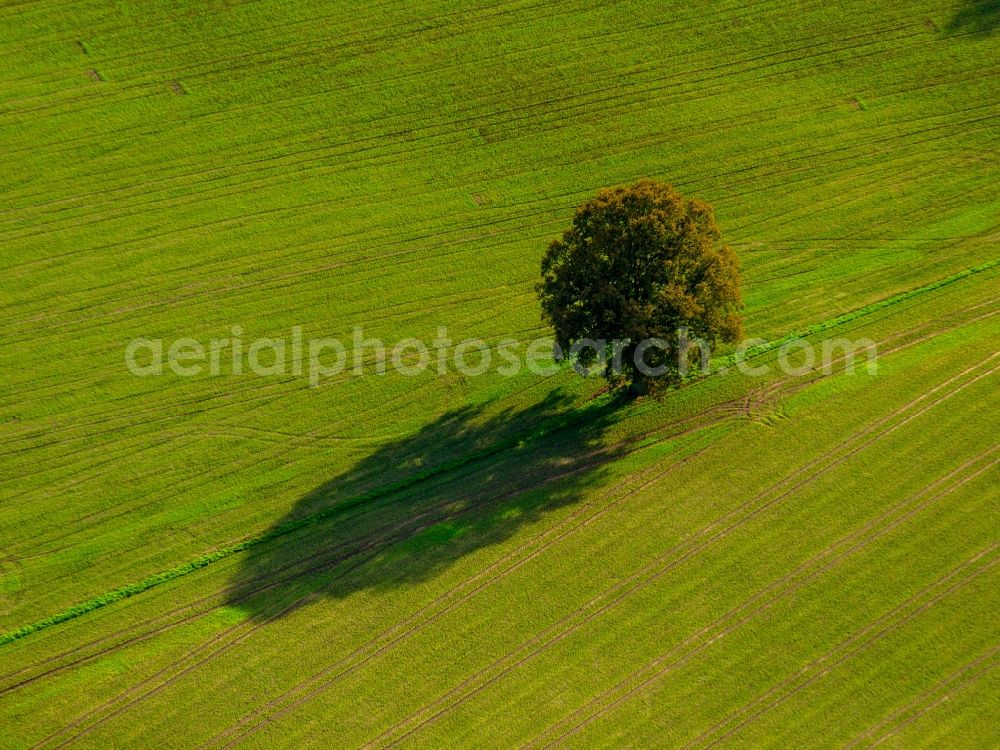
left=305, top=358, right=1000, bottom=748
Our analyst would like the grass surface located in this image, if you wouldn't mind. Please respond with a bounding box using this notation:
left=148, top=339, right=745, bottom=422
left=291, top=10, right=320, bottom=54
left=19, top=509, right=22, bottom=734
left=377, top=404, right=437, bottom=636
left=1, top=0, right=998, bottom=747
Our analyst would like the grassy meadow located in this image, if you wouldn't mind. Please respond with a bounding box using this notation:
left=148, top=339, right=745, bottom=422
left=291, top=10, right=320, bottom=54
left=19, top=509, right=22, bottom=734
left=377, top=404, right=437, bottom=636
left=0, top=0, right=998, bottom=747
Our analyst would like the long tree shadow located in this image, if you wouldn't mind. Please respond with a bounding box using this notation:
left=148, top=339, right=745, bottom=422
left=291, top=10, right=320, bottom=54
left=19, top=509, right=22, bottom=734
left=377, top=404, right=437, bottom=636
left=946, top=0, right=1000, bottom=34
left=225, top=389, right=626, bottom=622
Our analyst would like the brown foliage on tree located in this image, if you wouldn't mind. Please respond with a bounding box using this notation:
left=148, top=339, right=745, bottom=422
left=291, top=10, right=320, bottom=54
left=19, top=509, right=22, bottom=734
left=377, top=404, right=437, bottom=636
left=538, top=180, right=743, bottom=394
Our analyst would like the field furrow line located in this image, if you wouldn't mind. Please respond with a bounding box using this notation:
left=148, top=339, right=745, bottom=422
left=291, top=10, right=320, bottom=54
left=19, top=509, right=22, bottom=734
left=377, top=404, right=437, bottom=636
left=35, top=434, right=719, bottom=749
left=343, top=356, right=1000, bottom=748
left=525, top=455, right=1000, bottom=749
left=842, top=645, right=1000, bottom=749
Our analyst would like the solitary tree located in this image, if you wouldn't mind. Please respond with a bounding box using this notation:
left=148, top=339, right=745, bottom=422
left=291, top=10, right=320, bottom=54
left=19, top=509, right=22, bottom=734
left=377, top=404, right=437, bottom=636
left=538, top=180, right=742, bottom=395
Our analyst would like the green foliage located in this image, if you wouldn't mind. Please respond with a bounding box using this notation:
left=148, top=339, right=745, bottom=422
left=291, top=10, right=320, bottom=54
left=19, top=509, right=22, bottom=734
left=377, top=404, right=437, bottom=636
left=539, top=180, right=743, bottom=392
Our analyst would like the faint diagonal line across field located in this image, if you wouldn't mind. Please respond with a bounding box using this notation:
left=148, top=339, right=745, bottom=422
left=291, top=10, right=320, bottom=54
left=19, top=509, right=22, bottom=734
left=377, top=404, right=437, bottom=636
left=31, top=436, right=711, bottom=750
left=679, top=511, right=1000, bottom=747
left=196, top=446, right=713, bottom=750
left=843, top=644, right=1000, bottom=749
left=524, top=456, right=1000, bottom=749
left=3, top=305, right=996, bottom=750
left=354, top=354, right=1000, bottom=749
left=3, top=287, right=993, bottom=702
left=3, top=298, right=993, bottom=707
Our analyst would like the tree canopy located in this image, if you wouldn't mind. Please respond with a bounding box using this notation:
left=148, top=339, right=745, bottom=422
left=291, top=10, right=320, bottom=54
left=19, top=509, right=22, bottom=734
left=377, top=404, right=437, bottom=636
left=538, top=180, right=743, bottom=394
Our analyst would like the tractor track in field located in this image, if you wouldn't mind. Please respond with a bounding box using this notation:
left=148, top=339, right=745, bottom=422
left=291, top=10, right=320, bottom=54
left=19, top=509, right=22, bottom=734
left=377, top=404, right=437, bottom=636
left=5, top=287, right=996, bottom=617
left=0, top=5, right=897, bottom=137
left=8, top=50, right=984, bottom=308
left=0, top=21, right=959, bottom=253
left=682, top=552, right=999, bottom=750
left=3, top=57, right=989, bottom=329
left=1, top=79, right=992, bottom=352
left=146, top=338, right=984, bottom=748
left=7, top=277, right=997, bottom=523
left=0, top=300, right=926, bottom=663
left=3, top=121, right=989, bottom=369
left=0, top=18, right=932, bottom=241
left=4, top=447, right=610, bottom=693
left=1, top=0, right=525, bottom=54
left=0, top=219, right=540, bottom=340
left=15, top=336, right=1000, bottom=748
left=0, top=0, right=852, bottom=146
left=533, top=497, right=1000, bottom=750
left=2, top=0, right=556, bottom=79
left=1, top=0, right=566, bottom=115
left=350, top=354, right=1000, bottom=749
left=0, top=143, right=936, bottom=353
left=3, top=130, right=992, bottom=420
left=7, top=314, right=1000, bottom=748
left=2, top=0, right=754, bottom=93
left=7, top=375, right=490, bottom=561
left=10, top=254, right=997, bottom=452
left=4, top=314, right=556, bottom=497
left=495, top=452, right=1000, bottom=749
left=32, top=429, right=727, bottom=750
left=6, top=368, right=470, bottom=562
left=4, top=64, right=984, bottom=281
left=677, top=476, right=1000, bottom=749
left=196, top=445, right=718, bottom=750
left=5, top=305, right=548, bottom=445
left=0, top=0, right=779, bottom=200
left=27, top=364, right=820, bottom=746
left=843, top=644, right=1000, bottom=749
left=4, top=395, right=745, bottom=698
left=6, top=363, right=474, bottom=552
left=865, top=660, right=1000, bottom=747
left=62, top=387, right=745, bottom=632
left=191, top=438, right=736, bottom=747
left=6, top=297, right=995, bottom=690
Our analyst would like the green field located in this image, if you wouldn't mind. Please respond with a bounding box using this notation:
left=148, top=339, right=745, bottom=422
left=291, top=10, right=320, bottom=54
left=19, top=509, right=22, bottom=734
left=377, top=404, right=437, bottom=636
left=1, top=0, right=998, bottom=747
